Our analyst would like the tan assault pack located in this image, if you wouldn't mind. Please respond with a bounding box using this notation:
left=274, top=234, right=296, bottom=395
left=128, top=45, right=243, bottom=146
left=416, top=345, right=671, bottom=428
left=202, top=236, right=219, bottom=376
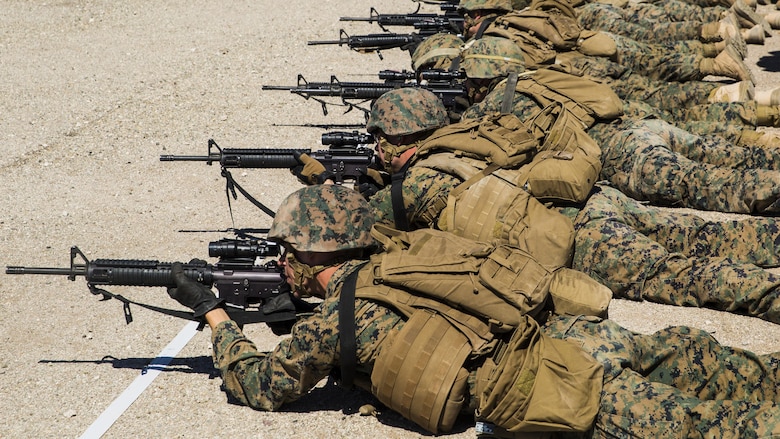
left=484, top=8, right=582, bottom=68
left=352, top=225, right=609, bottom=434
left=492, top=9, right=581, bottom=51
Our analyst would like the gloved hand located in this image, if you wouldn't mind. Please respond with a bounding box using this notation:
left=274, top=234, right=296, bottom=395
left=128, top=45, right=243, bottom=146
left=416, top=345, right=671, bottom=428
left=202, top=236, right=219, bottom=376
left=356, top=168, right=388, bottom=199
left=167, top=261, right=225, bottom=319
left=291, top=152, right=336, bottom=185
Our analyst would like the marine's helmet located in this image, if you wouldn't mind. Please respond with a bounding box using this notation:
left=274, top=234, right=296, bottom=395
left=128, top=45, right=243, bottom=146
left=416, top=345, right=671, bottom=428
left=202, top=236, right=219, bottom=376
left=460, top=36, right=525, bottom=79
left=268, top=185, right=375, bottom=253
left=366, top=88, right=449, bottom=137
left=457, top=0, right=514, bottom=13
left=411, top=32, right=465, bottom=72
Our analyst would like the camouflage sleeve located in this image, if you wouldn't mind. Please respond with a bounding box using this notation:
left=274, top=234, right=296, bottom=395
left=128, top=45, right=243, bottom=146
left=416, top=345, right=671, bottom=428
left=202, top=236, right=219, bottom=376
left=211, top=311, right=341, bottom=411
left=368, top=166, right=461, bottom=229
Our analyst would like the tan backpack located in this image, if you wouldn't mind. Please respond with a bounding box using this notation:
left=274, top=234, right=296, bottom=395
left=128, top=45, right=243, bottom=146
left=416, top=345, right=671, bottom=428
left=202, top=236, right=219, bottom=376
left=368, top=225, right=611, bottom=328
left=350, top=225, right=608, bottom=434
left=491, top=9, right=582, bottom=51
left=415, top=112, right=540, bottom=168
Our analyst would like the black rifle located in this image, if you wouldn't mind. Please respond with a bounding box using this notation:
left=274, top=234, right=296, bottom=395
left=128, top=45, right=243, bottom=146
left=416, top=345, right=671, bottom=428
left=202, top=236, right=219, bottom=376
left=160, top=139, right=379, bottom=219
left=262, top=74, right=466, bottom=116
left=5, top=239, right=314, bottom=332
left=307, top=29, right=429, bottom=59
left=160, top=138, right=376, bottom=183
left=340, top=7, right=463, bottom=34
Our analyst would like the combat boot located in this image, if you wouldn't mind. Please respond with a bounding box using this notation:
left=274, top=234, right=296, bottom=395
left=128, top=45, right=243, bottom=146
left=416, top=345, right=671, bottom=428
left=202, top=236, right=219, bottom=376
left=731, top=0, right=773, bottom=35
left=708, top=80, right=755, bottom=103
left=700, top=45, right=755, bottom=81
left=712, top=12, right=750, bottom=57
left=738, top=130, right=780, bottom=148
left=742, top=24, right=766, bottom=44
left=756, top=88, right=780, bottom=105
left=764, top=12, right=780, bottom=29
left=756, top=105, right=780, bottom=127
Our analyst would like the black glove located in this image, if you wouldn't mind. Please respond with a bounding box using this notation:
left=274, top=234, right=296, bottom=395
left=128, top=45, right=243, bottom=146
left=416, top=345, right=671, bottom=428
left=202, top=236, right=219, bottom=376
left=357, top=168, right=389, bottom=199
left=291, top=152, right=336, bottom=185
left=167, top=262, right=225, bottom=319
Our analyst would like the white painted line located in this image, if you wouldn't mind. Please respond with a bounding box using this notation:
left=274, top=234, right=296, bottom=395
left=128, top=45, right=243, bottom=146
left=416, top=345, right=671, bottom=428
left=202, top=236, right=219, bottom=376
left=79, top=321, right=200, bottom=439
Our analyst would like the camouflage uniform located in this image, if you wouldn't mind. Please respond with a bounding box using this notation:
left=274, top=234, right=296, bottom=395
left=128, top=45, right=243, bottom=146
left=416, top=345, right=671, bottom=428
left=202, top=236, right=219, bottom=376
left=206, top=183, right=780, bottom=437
left=557, top=55, right=766, bottom=141
left=557, top=184, right=780, bottom=323
left=576, top=1, right=717, bottom=42
left=463, top=77, right=780, bottom=214
left=588, top=32, right=725, bottom=82
left=361, top=87, right=780, bottom=323
left=474, top=9, right=728, bottom=82
left=212, top=260, right=405, bottom=411
left=621, top=0, right=726, bottom=23
left=210, top=263, right=780, bottom=436
left=544, top=315, right=780, bottom=438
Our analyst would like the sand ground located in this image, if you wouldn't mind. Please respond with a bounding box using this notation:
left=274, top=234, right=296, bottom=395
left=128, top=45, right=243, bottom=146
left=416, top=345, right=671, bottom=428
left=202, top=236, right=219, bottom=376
left=2, top=1, right=780, bottom=437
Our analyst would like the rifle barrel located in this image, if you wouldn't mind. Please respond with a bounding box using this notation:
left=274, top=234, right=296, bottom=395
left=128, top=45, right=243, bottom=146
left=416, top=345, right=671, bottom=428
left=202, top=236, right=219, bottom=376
left=307, top=39, right=344, bottom=46
left=159, top=155, right=217, bottom=162
left=6, top=266, right=77, bottom=275
left=339, top=16, right=373, bottom=21
left=261, top=85, right=296, bottom=91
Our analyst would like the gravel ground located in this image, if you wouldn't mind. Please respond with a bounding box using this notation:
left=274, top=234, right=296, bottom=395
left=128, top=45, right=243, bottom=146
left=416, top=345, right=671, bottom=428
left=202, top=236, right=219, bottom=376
left=2, top=1, right=780, bottom=438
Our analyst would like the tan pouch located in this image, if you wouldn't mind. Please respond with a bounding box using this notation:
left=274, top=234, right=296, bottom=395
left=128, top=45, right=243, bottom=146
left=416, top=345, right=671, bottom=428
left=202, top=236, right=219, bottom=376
left=478, top=245, right=554, bottom=319
left=476, top=316, right=603, bottom=433
left=371, top=309, right=471, bottom=433
left=577, top=30, right=618, bottom=58
left=518, top=150, right=601, bottom=203
left=548, top=268, right=612, bottom=317
left=516, top=102, right=602, bottom=203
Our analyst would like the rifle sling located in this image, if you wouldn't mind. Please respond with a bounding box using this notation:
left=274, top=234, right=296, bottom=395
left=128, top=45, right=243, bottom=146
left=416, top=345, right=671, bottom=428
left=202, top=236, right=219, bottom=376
left=221, top=168, right=277, bottom=219
left=88, top=285, right=298, bottom=327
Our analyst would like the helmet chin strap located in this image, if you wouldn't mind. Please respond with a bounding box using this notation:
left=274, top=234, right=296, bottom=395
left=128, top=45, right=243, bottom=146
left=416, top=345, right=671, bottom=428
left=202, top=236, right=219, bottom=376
left=285, top=252, right=350, bottom=298
left=378, top=138, right=426, bottom=170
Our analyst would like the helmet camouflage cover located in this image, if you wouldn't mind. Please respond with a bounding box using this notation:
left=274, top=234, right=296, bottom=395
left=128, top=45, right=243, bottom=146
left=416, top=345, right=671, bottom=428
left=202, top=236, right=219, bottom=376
left=460, top=36, right=525, bottom=79
left=268, top=185, right=375, bottom=252
left=457, top=0, right=514, bottom=12
left=411, top=32, right=465, bottom=72
left=366, top=88, right=449, bottom=137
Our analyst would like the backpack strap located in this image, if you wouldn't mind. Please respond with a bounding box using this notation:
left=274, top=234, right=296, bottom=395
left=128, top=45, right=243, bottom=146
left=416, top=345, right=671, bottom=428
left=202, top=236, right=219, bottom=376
left=390, top=161, right=413, bottom=231
left=474, top=16, right=498, bottom=39
left=500, top=73, right=519, bottom=114
left=337, top=266, right=363, bottom=389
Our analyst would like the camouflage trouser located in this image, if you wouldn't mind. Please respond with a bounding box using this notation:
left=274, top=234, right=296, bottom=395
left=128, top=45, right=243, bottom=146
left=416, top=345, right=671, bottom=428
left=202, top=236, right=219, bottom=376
left=609, top=74, right=717, bottom=113
left=577, top=2, right=703, bottom=43
left=558, top=184, right=780, bottom=323
left=623, top=0, right=725, bottom=23
left=543, top=315, right=780, bottom=438
left=562, top=54, right=719, bottom=113
left=652, top=101, right=760, bottom=142
left=590, top=118, right=780, bottom=213
left=608, top=32, right=706, bottom=82
left=648, top=0, right=732, bottom=11
left=669, top=101, right=758, bottom=127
